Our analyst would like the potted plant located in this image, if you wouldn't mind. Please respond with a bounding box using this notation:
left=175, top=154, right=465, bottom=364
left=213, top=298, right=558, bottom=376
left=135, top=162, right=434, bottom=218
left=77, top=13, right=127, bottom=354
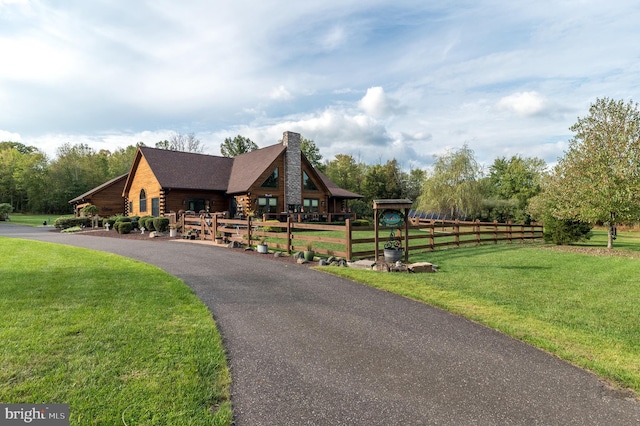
left=215, top=230, right=224, bottom=244
left=383, top=240, right=403, bottom=263
left=303, top=241, right=315, bottom=261
left=169, top=224, right=178, bottom=237
left=257, top=236, right=269, bottom=253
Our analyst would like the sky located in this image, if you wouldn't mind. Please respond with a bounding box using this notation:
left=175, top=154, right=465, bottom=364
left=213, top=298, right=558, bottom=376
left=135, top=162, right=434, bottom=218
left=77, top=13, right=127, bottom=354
left=2, top=0, right=640, bottom=171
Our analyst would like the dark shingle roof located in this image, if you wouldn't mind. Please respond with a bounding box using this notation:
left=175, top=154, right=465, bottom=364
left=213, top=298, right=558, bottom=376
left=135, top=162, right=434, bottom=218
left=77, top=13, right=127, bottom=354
left=69, top=173, right=128, bottom=203
left=226, top=144, right=286, bottom=193
left=316, top=170, right=364, bottom=199
left=139, top=146, right=233, bottom=190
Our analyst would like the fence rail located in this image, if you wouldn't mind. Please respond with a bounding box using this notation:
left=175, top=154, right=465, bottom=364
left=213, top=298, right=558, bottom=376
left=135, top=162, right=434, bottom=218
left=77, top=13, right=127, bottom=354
left=170, top=213, right=544, bottom=261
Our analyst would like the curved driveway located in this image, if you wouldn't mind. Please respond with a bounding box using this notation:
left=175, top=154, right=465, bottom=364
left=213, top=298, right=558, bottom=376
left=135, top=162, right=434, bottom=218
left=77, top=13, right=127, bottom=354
left=2, top=224, right=639, bottom=425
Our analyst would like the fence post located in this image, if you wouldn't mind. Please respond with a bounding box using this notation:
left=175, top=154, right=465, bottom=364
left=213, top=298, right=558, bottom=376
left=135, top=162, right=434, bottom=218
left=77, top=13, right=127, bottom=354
left=429, top=224, right=434, bottom=251
left=247, top=216, right=252, bottom=246
left=200, top=214, right=205, bottom=240
left=287, top=216, right=292, bottom=255
left=346, top=218, right=352, bottom=261
left=213, top=214, right=218, bottom=241
left=508, top=220, right=512, bottom=243
left=476, top=219, right=481, bottom=245
left=521, top=224, right=525, bottom=243
left=493, top=220, right=498, bottom=244
left=455, top=219, right=460, bottom=248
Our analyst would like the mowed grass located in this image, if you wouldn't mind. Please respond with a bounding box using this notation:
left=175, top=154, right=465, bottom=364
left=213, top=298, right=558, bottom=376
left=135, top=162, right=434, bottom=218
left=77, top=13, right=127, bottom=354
left=0, top=237, right=232, bottom=425
left=323, top=238, right=640, bottom=396
left=3, top=213, right=71, bottom=227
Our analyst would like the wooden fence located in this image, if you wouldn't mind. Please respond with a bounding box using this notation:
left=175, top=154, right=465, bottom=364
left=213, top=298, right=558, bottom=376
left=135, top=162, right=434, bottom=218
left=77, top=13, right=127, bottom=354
left=170, top=213, right=544, bottom=261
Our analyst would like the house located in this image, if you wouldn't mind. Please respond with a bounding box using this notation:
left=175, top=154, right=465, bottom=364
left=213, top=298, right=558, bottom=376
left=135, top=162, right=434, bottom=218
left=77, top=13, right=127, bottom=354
left=121, top=131, right=362, bottom=219
left=69, top=173, right=128, bottom=217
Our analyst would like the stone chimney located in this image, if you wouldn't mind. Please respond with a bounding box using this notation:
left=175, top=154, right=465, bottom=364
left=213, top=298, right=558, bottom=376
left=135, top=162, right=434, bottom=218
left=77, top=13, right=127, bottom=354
left=282, top=131, right=301, bottom=209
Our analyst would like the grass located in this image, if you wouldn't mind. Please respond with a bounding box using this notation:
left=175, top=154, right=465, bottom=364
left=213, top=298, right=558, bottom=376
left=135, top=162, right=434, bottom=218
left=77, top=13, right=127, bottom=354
left=0, top=237, right=232, bottom=425
left=4, top=213, right=71, bottom=227
left=322, top=235, right=640, bottom=397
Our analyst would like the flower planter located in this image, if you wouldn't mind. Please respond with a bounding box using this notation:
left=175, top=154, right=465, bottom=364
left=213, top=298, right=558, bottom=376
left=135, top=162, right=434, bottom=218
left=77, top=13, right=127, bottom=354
left=257, top=243, right=269, bottom=254
left=303, top=250, right=315, bottom=261
left=169, top=228, right=177, bottom=237
left=383, top=248, right=403, bottom=263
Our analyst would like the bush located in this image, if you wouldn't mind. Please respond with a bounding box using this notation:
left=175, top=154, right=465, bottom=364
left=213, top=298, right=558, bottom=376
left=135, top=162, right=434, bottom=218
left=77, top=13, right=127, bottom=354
left=0, top=203, right=13, bottom=221
left=153, top=217, right=170, bottom=233
left=115, top=216, right=132, bottom=223
left=352, top=219, right=370, bottom=226
left=114, top=221, right=133, bottom=234
left=543, top=217, right=593, bottom=245
left=139, top=216, right=154, bottom=231
left=54, top=217, right=91, bottom=230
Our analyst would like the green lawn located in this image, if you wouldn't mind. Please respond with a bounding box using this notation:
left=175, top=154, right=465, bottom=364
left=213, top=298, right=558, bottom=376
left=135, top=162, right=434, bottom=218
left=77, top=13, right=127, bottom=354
left=0, top=237, right=232, bottom=425
left=4, top=213, right=71, bottom=227
left=323, top=236, right=640, bottom=396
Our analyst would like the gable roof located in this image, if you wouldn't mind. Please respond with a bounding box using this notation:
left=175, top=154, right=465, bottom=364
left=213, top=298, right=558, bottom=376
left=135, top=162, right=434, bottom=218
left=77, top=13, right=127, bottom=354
left=69, top=173, right=128, bottom=204
left=226, top=143, right=286, bottom=193
left=316, top=170, right=364, bottom=199
left=123, top=147, right=234, bottom=194
left=122, top=143, right=363, bottom=200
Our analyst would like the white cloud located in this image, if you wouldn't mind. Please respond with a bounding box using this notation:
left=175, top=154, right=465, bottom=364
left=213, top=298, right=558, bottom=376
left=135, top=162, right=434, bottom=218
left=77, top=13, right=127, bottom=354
left=358, top=87, right=403, bottom=118
left=498, top=92, right=547, bottom=117
left=269, top=85, right=293, bottom=101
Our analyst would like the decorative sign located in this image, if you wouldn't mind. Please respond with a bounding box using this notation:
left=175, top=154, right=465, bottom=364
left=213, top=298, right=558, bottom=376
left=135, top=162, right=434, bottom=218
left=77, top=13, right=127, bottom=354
left=379, top=209, right=404, bottom=227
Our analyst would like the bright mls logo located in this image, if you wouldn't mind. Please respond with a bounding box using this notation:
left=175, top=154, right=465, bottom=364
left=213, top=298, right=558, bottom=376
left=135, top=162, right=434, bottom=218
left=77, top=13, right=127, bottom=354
left=1, top=405, right=68, bottom=425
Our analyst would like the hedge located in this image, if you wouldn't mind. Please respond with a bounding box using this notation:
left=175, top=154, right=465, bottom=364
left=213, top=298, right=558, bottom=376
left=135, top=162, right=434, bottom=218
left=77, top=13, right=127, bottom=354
left=153, top=217, right=170, bottom=233
left=54, top=217, right=91, bottom=230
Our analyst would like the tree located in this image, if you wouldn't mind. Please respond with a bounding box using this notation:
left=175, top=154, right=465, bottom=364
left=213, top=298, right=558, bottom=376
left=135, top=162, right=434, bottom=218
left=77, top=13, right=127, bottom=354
left=323, top=154, right=366, bottom=195
left=539, top=98, right=640, bottom=249
left=156, top=132, right=203, bottom=153
left=485, top=155, right=547, bottom=222
left=416, top=144, right=482, bottom=219
left=301, top=137, right=323, bottom=168
left=220, top=135, right=258, bottom=157
left=361, top=159, right=404, bottom=202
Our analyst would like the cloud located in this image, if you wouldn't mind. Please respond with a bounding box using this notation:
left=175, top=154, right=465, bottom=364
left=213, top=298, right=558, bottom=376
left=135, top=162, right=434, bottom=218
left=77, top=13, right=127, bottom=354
left=270, top=85, right=293, bottom=101
left=497, top=91, right=547, bottom=117
left=358, top=87, right=404, bottom=118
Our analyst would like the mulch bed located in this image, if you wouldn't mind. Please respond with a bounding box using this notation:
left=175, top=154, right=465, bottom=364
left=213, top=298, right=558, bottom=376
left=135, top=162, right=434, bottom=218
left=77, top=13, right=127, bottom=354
left=72, top=228, right=315, bottom=267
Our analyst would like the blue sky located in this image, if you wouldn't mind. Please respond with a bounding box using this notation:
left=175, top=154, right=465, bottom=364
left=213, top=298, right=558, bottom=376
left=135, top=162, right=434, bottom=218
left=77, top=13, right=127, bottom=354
left=2, top=0, right=640, bottom=170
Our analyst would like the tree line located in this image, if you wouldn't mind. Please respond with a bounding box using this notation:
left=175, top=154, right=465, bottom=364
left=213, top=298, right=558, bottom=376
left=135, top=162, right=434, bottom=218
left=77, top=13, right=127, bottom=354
left=2, top=97, right=638, bottom=248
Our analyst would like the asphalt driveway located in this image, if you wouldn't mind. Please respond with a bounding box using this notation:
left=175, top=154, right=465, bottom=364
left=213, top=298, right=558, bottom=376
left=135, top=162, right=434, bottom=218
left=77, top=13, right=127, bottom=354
left=2, top=224, right=639, bottom=425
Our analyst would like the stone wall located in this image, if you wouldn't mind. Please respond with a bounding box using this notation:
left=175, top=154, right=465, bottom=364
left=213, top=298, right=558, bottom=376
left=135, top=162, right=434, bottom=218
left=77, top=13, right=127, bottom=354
left=282, top=131, right=302, bottom=208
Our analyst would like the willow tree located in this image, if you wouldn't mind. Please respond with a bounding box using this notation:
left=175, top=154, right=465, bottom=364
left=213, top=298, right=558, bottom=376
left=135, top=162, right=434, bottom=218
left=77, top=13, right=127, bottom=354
left=417, top=144, right=482, bottom=219
left=549, top=98, right=640, bottom=248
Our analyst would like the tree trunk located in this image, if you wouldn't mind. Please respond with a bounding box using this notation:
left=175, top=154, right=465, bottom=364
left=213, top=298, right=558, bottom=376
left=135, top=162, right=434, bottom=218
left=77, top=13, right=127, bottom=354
left=607, top=225, right=614, bottom=249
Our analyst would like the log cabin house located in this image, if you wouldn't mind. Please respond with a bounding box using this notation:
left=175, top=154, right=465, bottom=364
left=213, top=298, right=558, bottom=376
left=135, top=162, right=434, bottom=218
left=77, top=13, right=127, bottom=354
left=120, top=131, right=362, bottom=220
left=69, top=173, right=128, bottom=217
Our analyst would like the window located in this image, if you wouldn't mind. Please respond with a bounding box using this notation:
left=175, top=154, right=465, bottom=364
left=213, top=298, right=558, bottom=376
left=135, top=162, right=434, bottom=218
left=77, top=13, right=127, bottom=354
left=303, top=198, right=319, bottom=213
left=188, top=198, right=206, bottom=213
left=151, top=198, right=160, bottom=217
left=303, top=171, right=318, bottom=191
left=139, top=189, right=147, bottom=213
left=129, top=201, right=133, bottom=213
left=261, top=168, right=278, bottom=188
left=257, top=197, right=278, bottom=215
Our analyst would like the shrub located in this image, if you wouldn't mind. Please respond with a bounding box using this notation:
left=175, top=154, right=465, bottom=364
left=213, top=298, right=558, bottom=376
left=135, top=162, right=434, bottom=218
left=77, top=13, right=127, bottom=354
left=115, top=216, right=132, bottom=223
left=543, top=217, right=593, bottom=245
left=139, top=216, right=154, bottom=231
left=153, top=217, right=170, bottom=233
left=114, top=221, right=133, bottom=234
left=80, top=204, right=99, bottom=216
left=54, top=217, right=91, bottom=230
left=352, top=219, right=370, bottom=226
left=105, top=217, right=117, bottom=229
left=0, top=203, right=13, bottom=221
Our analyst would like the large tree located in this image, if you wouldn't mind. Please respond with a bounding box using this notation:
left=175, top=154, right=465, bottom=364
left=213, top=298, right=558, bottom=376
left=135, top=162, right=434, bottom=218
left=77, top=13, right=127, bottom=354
left=220, top=135, right=258, bottom=157
left=156, top=132, right=203, bottom=153
left=484, top=155, right=547, bottom=222
left=300, top=137, right=323, bottom=168
left=537, top=97, right=640, bottom=248
left=417, top=144, right=482, bottom=219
